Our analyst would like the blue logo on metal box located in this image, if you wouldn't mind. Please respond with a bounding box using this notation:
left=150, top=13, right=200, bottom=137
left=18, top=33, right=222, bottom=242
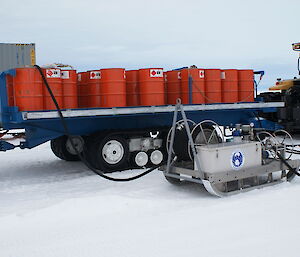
left=231, top=151, right=244, bottom=169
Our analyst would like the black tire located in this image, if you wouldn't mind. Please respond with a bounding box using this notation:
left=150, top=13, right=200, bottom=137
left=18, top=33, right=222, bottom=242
left=50, top=136, right=80, bottom=161
left=88, top=134, right=129, bottom=172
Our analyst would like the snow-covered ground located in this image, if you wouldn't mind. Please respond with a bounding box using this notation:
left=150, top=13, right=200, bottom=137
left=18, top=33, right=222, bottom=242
left=1, top=142, right=300, bottom=257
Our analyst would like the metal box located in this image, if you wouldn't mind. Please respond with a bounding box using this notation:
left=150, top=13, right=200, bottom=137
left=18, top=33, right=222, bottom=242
left=0, top=43, right=36, bottom=72
left=195, top=141, right=262, bottom=174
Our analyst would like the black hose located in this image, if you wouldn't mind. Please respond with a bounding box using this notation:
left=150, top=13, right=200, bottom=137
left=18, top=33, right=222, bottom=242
left=34, top=65, right=162, bottom=182
left=255, top=111, right=299, bottom=177
left=272, top=146, right=300, bottom=178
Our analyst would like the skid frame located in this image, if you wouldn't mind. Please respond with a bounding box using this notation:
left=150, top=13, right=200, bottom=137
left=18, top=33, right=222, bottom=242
left=162, top=103, right=300, bottom=196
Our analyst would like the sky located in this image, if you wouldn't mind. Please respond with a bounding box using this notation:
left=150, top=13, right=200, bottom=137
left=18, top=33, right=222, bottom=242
left=0, top=0, right=299, bottom=90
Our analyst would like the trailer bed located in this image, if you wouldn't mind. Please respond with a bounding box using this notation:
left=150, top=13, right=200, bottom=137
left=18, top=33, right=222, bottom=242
left=0, top=69, right=284, bottom=152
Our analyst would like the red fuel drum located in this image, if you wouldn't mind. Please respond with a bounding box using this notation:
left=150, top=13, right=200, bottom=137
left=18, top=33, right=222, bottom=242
left=180, top=68, right=205, bottom=104
left=205, top=69, right=222, bottom=104
left=12, top=68, right=43, bottom=111
left=77, top=72, right=89, bottom=108
left=126, top=70, right=139, bottom=106
left=139, top=68, right=165, bottom=106
left=221, top=69, right=238, bottom=103
left=87, top=70, right=101, bottom=108
left=6, top=74, right=14, bottom=106
left=166, top=70, right=181, bottom=105
left=100, top=68, right=126, bottom=107
left=43, top=68, right=63, bottom=110
left=238, top=70, right=254, bottom=102
left=61, top=70, right=78, bottom=109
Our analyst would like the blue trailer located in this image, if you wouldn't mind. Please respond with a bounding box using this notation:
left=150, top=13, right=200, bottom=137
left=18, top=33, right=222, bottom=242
left=0, top=68, right=284, bottom=173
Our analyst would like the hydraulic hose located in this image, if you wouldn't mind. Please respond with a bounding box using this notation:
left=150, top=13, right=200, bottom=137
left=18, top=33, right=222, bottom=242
left=255, top=114, right=299, bottom=178
left=272, top=146, right=300, bottom=178
left=34, top=65, right=162, bottom=182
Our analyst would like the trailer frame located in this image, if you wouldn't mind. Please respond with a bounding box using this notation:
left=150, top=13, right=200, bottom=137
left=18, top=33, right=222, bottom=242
left=0, top=69, right=284, bottom=153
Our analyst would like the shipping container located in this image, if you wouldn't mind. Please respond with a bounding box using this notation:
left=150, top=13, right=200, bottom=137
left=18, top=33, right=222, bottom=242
left=0, top=43, right=36, bottom=73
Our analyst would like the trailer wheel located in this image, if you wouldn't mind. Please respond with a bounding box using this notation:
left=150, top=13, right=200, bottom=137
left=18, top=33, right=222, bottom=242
left=89, top=135, right=129, bottom=172
left=50, top=136, right=80, bottom=161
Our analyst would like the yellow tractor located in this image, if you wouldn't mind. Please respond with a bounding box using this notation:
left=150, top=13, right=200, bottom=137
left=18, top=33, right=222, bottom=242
left=259, top=43, right=300, bottom=132
left=269, top=42, right=300, bottom=91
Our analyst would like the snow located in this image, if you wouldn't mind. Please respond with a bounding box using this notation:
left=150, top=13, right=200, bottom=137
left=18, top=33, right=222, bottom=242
left=1, top=143, right=300, bottom=257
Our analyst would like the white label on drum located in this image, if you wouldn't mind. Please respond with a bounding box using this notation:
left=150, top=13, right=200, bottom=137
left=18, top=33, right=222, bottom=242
left=46, top=69, right=61, bottom=78
left=199, top=70, right=205, bottom=78
left=77, top=73, right=82, bottom=81
left=221, top=71, right=226, bottom=79
left=150, top=69, right=163, bottom=78
left=90, top=71, right=101, bottom=79
left=61, top=71, right=70, bottom=79
left=178, top=72, right=181, bottom=79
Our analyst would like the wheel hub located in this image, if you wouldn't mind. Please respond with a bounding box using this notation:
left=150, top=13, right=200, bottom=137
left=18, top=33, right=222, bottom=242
left=102, top=140, right=124, bottom=164
left=66, top=137, right=84, bottom=155
left=135, top=151, right=148, bottom=167
left=150, top=150, right=163, bottom=165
